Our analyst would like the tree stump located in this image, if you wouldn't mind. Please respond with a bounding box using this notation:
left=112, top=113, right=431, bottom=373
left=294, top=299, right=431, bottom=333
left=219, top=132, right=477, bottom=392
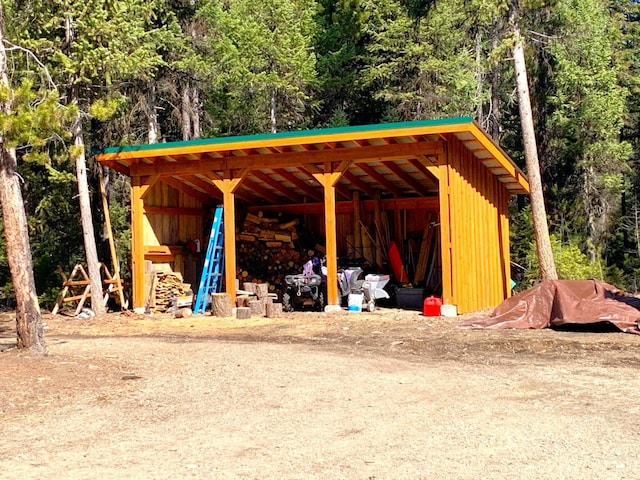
left=265, top=302, right=282, bottom=318
left=237, top=295, right=250, bottom=308
left=243, top=282, right=257, bottom=295
left=249, top=299, right=265, bottom=316
left=236, top=307, right=251, bottom=320
left=175, top=307, right=193, bottom=318
left=211, top=293, right=233, bottom=317
left=255, top=283, right=269, bottom=299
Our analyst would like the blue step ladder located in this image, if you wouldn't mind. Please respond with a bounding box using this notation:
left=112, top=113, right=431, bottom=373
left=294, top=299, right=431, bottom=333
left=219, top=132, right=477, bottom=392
left=193, top=205, right=224, bottom=313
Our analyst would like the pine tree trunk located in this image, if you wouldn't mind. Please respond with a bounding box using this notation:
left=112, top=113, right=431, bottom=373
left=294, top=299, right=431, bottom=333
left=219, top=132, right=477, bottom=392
left=489, top=15, right=502, bottom=141
left=474, top=28, right=484, bottom=126
left=512, top=22, right=558, bottom=281
left=0, top=2, right=46, bottom=352
left=191, top=85, right=200, bottom=139
left=270, top=88, right=277, bottom=133
left=181, top=83, right=192, bottom=140
left=71, top=87, right=107, bottom=314
left=146, top=82, right=160, bottom=144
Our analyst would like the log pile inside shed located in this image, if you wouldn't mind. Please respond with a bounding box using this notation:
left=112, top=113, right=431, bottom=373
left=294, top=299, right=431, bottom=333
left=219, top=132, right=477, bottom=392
left=237, top=212, right=321, bottom=297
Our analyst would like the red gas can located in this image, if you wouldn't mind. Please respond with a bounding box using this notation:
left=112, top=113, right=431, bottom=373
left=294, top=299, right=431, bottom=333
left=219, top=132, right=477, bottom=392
left=422, top=296, right=443, bottom=316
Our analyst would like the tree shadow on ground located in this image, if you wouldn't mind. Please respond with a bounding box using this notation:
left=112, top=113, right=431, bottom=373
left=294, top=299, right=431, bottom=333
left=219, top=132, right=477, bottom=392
left=0, top=317, right=15, bottom=351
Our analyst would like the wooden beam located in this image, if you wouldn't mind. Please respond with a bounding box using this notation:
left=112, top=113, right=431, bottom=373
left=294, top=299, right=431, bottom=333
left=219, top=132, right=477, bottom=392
left=243, top=176, right=284, bottom=204
left=198, top=172, right=253, bottom=204
left=312, top=171, right=341, bottom=307
left=302, top=164, right=351, bottom=201
left=179, top=175, right=223, bottom=201
left=438, top=152, right=453, bottom=305
left=384, top=161, right=432, bottom=197
left=247, top=196, right=439, bottom=215
left=129, top=140, right=444, bottom=177
left=358, top=163, right=404, bottom=197
left=342, top=171, right=378, bottom=198
left=131, top=176, right=146, bottom=309
left=273, top=168, right=323, bottom=202
left=412, top=157, right=440, bottom=182
left=163, top=177, right=212, bottom=206
left=144, top=206, right=208, bottom=216
left=252, top=170, right=304, bottom=204
left=210, top=171, right=248, bottom=304
left=140, top=175, right=160, bottom=199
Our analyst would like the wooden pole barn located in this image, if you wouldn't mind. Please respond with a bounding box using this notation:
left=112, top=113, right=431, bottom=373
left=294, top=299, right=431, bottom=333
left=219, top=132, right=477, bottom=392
left=96, top=117, right=529, bottom=314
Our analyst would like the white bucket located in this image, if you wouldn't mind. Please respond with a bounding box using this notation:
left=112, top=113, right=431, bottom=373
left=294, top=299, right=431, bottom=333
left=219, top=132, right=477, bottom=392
left=347, top=293, right=364, bottom=312
left=440, top=304, right=458, bottom=317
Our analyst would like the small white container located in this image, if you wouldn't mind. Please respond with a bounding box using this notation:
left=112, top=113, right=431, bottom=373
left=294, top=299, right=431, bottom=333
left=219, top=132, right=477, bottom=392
left=347, top=293, right=364, bottom=312
left=440, top=304, right=458, bottom=317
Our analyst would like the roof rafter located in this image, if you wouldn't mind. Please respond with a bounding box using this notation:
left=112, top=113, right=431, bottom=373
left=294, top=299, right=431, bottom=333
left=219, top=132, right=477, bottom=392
left=384, top=161, right=433, bottom=196
left=252, top=170, right=304, bottom=204
left=273, top=168, right=324, bottom=202
left=358, top=163, right=404, bottom=197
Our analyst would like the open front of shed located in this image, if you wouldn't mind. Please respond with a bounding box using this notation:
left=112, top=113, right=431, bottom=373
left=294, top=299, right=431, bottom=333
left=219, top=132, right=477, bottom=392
left=95, top=117, right=529, bottom=314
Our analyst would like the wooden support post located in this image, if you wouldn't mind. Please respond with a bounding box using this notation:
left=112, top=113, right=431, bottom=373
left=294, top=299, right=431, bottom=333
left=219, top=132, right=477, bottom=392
left=438, top=151, right=454, bottom=304
left=312, top=167, right=344, bottom=308
left=98, top=167, right=126, bottom=310
left=211, top=169, right=248, bottom=305
left=131, top=175, right=158, bottom=309
left=353, top=191, right=362, bottom=259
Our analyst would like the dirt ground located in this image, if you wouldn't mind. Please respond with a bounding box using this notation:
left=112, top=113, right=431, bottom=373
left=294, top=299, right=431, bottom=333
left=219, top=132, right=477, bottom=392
left=1, top=306, right=640, bottom=479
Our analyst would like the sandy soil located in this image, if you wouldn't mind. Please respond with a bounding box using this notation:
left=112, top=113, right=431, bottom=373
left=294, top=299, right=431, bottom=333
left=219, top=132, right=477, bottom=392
left=1, top=307, right=640, bottom=479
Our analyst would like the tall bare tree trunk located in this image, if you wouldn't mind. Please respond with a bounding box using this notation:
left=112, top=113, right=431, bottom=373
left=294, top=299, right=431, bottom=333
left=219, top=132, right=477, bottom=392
left=512, top=20, right=558, bottom=281
left=474, top=28, right=485, bottom=127
left=146, top=82, right=160, bottom=144
left=270, top=88, right=277, bottom=133
left=0, top=2, right=46, bottom=351
left=191, top=85, right=200, bottom=139
left=181, top=83, right=192, bottom=140
left=489, top=15, right=502, bottom=141
left=71, top=86, right=106, bottom=314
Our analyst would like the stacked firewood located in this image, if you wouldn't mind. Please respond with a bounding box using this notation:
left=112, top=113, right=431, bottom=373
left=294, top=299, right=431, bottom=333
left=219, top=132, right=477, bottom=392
left=236, top=212, right=320, bottom=297
left=154, top=271, right=193, bottom=311
left=238, top=212, right=299, bottom=247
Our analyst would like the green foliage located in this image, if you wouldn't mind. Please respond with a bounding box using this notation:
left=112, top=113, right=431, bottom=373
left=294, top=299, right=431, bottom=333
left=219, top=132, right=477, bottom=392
left=0, top=81, right=74, bottom=150
left=521, top=234, right=601, bottom=288
left=545, top=0, right=632, bottom=253
left=359, top=0, right=479, bottom=120
left=199, top=0, right=319, bottom=133
left=88, top=95, right=126, bottom=122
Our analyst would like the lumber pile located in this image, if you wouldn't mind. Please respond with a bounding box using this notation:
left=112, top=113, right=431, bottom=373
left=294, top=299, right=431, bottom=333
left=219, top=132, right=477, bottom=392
left=153, top=271, right=193, bottom=311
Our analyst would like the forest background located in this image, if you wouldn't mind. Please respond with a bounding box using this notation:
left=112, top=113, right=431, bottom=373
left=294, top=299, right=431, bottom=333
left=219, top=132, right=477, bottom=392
left=1, top=0, right=639, bottom=309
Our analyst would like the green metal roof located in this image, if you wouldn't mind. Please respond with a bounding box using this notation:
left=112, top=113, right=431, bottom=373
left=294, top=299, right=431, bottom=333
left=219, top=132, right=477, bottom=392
left=97, top=116, right=474, bottom=154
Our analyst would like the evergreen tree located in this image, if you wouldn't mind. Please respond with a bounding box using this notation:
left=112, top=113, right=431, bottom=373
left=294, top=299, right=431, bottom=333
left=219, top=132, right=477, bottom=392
left=15, top=0, right=167, bottom=313
left=0, top=1, right=73, bottom=349
left=199, top=0, right=318, bottom=134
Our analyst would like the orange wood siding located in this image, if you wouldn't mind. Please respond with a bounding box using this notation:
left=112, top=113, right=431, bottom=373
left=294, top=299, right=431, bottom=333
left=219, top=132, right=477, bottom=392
left=445, top=135, right=511, bottom=313
left=131, top=179, right=205, bottom=306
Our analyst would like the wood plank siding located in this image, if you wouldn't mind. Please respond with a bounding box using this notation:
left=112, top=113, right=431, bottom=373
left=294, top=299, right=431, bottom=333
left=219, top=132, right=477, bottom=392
left=96, top=117, right=528, bottom=314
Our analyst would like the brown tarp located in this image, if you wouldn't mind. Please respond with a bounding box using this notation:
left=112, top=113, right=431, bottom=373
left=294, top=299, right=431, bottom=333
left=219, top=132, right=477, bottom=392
left=462, top=279, right=640, bottom=334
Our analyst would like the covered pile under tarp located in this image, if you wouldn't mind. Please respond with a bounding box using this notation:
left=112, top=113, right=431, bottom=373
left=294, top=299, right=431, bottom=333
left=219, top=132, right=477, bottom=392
left=462, top=279, right=640, bottom=334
